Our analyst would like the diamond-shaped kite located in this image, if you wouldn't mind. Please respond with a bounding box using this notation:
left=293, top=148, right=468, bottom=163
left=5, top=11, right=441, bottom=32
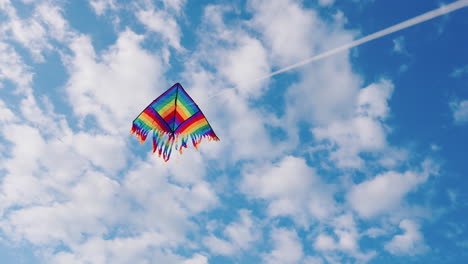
left=131, top=83, right=219, bottom=161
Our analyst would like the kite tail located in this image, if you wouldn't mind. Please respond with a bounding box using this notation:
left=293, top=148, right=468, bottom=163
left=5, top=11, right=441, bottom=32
left=152, top=130, right=164, bottom=154
left=132, top=125, right=219, bottom=161
left=130, top=123, right=149, bottom=143
left=149, top=131, right=175, bottom=162
left=178, top=135, right=189, bottom=154
left=161, top=135, right=175, bottom=161
left=174, top=131, right=219, bottom=154
left=188, top=130, right=220, bottom=150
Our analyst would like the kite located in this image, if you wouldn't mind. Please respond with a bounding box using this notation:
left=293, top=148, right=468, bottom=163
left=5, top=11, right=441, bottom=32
left=131, top=83, right=219, bottom=161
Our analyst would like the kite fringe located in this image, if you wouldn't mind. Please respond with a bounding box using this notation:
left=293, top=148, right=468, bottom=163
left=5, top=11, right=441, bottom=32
left=131, top=123, right=219, bottom=162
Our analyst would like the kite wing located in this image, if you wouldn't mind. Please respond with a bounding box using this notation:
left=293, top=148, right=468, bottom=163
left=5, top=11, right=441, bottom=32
left=131, top=83, right=219, bottom=161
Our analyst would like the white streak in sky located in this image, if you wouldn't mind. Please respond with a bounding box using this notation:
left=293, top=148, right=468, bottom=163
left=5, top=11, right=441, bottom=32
left=257, top=0, right=468, bottom=81
left=193, top=0, right=468, bottom=104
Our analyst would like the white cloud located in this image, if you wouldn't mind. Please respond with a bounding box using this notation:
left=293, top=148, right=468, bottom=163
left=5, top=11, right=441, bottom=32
left=315, top=234, right=336, bottom=251
left=1, top=172, right=119, bottom=245
left=162, top=0, right=186, bottom=13
left=137, top=9, right=184, bottom=51
left=0, top=110, right=217, bottom=261
left=314, top=116, right=386, bottom=168
left=34, top=3, right=74, bottom=42
left=248, top=0, right=316, bottom=66
left=183, top=254, right=208, bottom=264
left=204, top=209, right=260, bottom=256
left=0, top=109, right=127, bottom=218
left=204, top=235, right=237, bottom=256
left=0, top=98, right=126, bottom=245
left=0, top=124, right=54, bottom=212
left=314, top=213, right=376, bottom=262
left=348, top=167, right=433, bottom=218
left=364, top=227, right=388, bottom=238
left=286, top=54, right=361, bottom=125
left=0, top=1, right=74, bottom=63
left=63, top=30, right=165, bottom=135
left=450, top=100, right=468, bottom=124
left=332, top=214, right=359, bottom=252
left=0, top=42, right=33, bottom=92
left=72, top=132, right=127, bottom=173
left=248, top=0, right=365, bottom=130
left=0, top=100, right=14, bottom=123
left=122, top=159, right=218, bottom=241
left=242, top=156, right=336, bottom=226
left=0, top=27, right=217, bottom=257
left=88, top=0, right=117, bottom=15
left=385, top=219, right=428, bottom=256
left=19, top=95, right=68, bottom=135
left=357, top=80, right=394, bottom=119
left=3, top=14, right=49, bottom=61
left=224, top=210, right=259, bottom=249
left=50, top=235, right=206, bottom=264
left=312, top=80, right=394, bottom=168
left=191, top=4, right=270, bottom=98
left=219, top=35, right=270, bottom=97
left=263, top=228, right=303, bottom=264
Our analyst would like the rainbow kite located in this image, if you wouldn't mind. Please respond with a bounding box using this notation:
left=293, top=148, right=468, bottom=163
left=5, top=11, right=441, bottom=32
left=131, top=83, right=219, bottom=161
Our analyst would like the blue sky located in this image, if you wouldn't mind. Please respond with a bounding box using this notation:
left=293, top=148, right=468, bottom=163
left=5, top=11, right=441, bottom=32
left=0, top=0, right=467, bottom=263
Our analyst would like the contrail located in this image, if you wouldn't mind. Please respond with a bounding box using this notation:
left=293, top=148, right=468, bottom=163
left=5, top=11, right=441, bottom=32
left=195, top=0, right=468, bottom=104
left=256, top=0, right=468, bottom=81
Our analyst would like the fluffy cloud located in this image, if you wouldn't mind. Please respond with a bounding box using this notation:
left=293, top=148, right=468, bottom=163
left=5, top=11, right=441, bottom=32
left=248, top=0, right=316, bottom=66
left=263, top=228, right=304, bottom=264
left=314, top=214, right=359, bottom=252
left=122, top=159, right=218, bottom=241
left=242, top=156, right=336, bottom=226
left=1, top=172, right=119, bottom=245
left=312, top=80, right=393, bottom=168
left=0, top=1, right=73, bottom=62
left=384, top=219, right=428, bottom=256
left=249, top=0, right=361, bottom=127
left=347, top=165, right=433, bottom=218
left=88, top=0, right=117, bottom=15
left=0, top=125, right=126, bottom=248
left=50, top=236, right=207, bottom=264
left=204, top=209, right=260, bottom=256
left=137, top=9, right=184, bottom=52
left=189, top=4, right=271, bottom=98
left=0, top=42, right=33, bottom=92
left=0, top=100, right=217, bottom=261
left=0, top=100, right=15, bottom=123
left=72, top=132, right=127, bottom=173
left=218, top=35, right=270, bottom=97
left=162, top=0, right=186, bottom=13
left=314, top=214, right=376, bottom=262
left=63, top=30, right=164, bottom=134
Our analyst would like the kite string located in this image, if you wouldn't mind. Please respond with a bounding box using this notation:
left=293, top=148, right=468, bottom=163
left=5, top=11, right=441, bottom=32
left=192, top=0, right=468, bottom=105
